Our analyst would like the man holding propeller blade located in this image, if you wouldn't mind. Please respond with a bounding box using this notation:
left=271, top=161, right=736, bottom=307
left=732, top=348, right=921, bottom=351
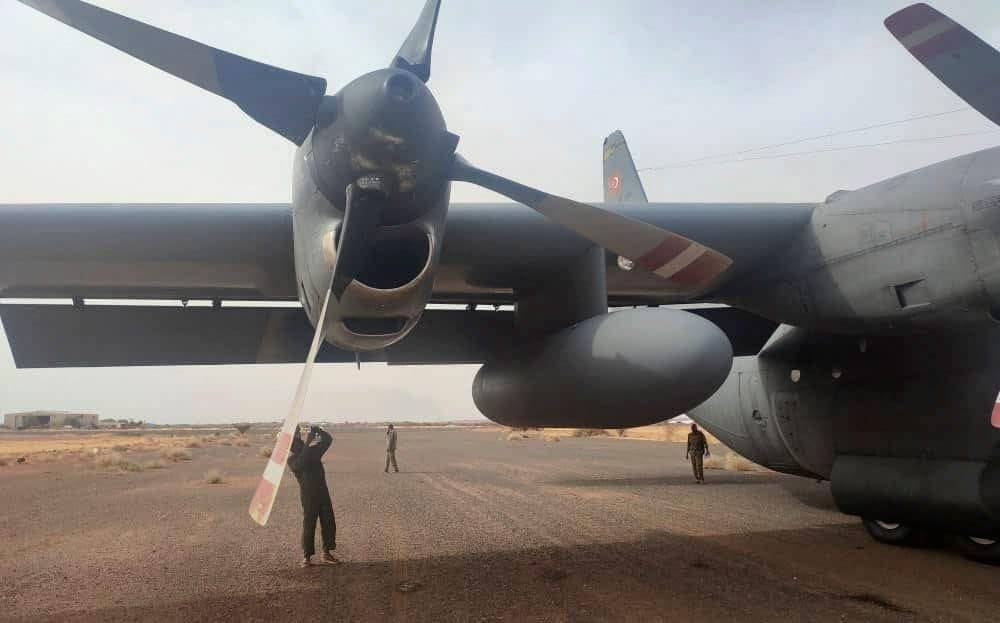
left=288, top=425, right=339, bottom=567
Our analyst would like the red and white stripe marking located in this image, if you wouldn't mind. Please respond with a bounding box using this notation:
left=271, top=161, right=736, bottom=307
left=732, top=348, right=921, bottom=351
left=249, top=431, right=294, bottom=524
left=249, top=279, right=336, bottom=527
left=636, top=234, right=732, bottom=288
left=885, top=3, right=971, bottom=63
left=992, top=394, right=1000, bottom=429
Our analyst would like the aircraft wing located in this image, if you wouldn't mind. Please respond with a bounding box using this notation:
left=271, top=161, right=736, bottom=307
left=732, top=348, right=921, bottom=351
left=0, top=200, right=807, bottom=366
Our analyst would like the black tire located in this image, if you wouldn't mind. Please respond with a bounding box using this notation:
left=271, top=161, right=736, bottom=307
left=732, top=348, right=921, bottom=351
left=862, top=519, right=921, bottom=546
left=954, top=536, right=1000, bottom=564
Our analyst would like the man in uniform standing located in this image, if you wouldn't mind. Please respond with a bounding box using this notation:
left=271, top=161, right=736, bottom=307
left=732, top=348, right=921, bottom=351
left=385, top=424, right=399, bottom=473
left=288, top=425, right=338, bottom=567
left=686, top=423, right=710, bottom=484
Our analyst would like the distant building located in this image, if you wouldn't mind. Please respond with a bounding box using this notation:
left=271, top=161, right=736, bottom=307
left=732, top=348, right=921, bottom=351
left=3, top=411, right=99, bottom=430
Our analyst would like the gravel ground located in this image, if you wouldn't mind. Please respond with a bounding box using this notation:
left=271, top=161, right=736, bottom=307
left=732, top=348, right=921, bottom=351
left=1, top=427, right=997, bottom=622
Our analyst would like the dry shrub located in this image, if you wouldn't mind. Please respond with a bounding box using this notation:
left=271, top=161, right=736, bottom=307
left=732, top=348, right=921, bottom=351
left=704, top=452, right=757, bottom=472
left=220, top=440, right=233, bottom=446
left=95, top=452, right=126, bottom=469
left=259, top=447, right=272, bottom=458
left=542, top=434, right=561, bottom=443
left=235, top=438, right=251, bottom=448
left=184, top=439, right=202, bottom=449
left=234, top=423, right=252, bottom=435
left=0, top=458, right=8, bottom=467
left=726, top=453, right=757, bottom=472
left=571, top=428, right=607, bottom=438
left=205, top=469, right=224, bottom=484
left=95, top=452, right=143, bottom=472
left=143, top=460, right=166, bottom=470
left=505, top=431, right=524, bottom=441
left=704, top=455, right=725, bottom=470
left=111, top=444, right=130, bottom=453
left=162, top=447, right=192, bottom=462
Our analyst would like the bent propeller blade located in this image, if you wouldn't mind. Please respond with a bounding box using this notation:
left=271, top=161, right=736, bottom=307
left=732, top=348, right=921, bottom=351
left=886, top=3, right=1000, bottom=127
left=391, top=0, right=442, bottom=82
left=450, top=157, right=733, bottom=291
left=330, top=183, right=386, bottom=301
left=249, top=278, right=335, bottom=527
left=16, top=0, right=327, bottom=144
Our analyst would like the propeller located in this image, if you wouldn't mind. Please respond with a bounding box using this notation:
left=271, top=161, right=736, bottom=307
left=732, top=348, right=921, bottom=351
left=450, top=157, right=732, bottom=288
left=391, top=0, right=442, bottom=82
left=886, top=3, right=1000, bottom=127
left=16, top=0, right=326, bottom=145
left=249, top=275, right=335, bottom=526
left=15, top=0, right=736, bottom=525
left=331, top=177, right=391, bottom=301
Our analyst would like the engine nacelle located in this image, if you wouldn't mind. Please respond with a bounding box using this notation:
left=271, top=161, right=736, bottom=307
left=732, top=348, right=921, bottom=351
left=473, top=309, right=733, bottom=428
left=291, top=130, right=450, bottom=352
left=688, top=326, right=838, bottom=479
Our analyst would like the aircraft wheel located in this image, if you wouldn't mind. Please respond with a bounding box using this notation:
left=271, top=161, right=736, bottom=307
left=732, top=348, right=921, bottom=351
left=954, top=536, right=1000, bottom=564
left=862, top=519, right=921, bottom=546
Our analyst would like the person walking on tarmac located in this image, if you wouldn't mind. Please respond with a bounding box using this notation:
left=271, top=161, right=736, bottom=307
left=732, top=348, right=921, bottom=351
left=385, top=424, right=399, bottom=473
left=288, top=425, right=339, bottom=567
left=686, top=423, right=711, bottom=484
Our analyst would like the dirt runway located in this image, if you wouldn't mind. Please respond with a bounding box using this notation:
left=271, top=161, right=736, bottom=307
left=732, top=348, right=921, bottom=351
left=1, top=427, right=997, bottom=622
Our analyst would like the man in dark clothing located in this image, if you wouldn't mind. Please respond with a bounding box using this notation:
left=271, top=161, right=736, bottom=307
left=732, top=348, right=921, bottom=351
left=287, top=425, right=338, bottom=567
left=385, top=424, right=399, bottom=473
left=686, top=423, right=711, bottom=484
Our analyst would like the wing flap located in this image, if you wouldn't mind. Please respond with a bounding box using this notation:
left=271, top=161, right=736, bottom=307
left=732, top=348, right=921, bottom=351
left=0, top=303, right=770, bottom=369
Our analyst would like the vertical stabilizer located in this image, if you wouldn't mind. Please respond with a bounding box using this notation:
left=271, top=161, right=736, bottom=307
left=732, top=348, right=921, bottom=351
left=603, top=130, right=648, bottom=203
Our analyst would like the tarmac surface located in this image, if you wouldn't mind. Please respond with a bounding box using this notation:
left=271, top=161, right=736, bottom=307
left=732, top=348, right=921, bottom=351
left=1, top=427, right=998, bottom=622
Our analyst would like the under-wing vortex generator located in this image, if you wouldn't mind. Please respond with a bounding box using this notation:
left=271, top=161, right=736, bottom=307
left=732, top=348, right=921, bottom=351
left=15, top=0, right=736, bottom=525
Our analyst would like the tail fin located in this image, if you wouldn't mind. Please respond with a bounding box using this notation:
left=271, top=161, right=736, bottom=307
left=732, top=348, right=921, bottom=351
left=602, top=130, right=648, bottom=203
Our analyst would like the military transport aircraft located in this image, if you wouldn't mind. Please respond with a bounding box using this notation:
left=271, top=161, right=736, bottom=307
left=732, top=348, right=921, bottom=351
left=2, top=1, right=999, bottom=561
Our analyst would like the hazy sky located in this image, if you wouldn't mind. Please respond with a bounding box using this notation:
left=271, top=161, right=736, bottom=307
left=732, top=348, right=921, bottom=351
left=1, top=1, right=999, bottom=424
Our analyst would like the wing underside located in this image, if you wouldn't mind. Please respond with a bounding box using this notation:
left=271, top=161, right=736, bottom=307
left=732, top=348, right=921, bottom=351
left=0, top=201, right=804, bottom=367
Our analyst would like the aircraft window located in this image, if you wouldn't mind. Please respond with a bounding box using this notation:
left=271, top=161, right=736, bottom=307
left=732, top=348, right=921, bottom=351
left=832, top=367, right=842, bottom=379
left=790, top=369, right=801, bottom=383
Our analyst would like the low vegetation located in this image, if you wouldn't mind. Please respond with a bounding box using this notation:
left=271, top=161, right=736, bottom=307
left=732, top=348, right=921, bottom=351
left=184, top=439, right=202, bottom=449
left=259, top=447, right=272, bottom=458
left=95, top=452, right=144, bottom=472
left=161, top=447, right=192, bottom=462
left=571, top=429, right=607, bottom=438
left=705, top=452, right=758, bottom=472
left=143, top=459, right=166, bottom=470
left=204, top=469, right=224, bottom=484
left=233, top=423, right=252, bottom=435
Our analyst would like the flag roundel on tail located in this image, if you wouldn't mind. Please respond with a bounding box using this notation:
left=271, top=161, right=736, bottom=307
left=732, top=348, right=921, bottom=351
left=602, top=130, right=648, bottom=204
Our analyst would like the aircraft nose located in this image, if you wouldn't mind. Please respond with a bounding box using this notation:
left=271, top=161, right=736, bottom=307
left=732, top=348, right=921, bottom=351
left=383, top=72, right=419, bottom=104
